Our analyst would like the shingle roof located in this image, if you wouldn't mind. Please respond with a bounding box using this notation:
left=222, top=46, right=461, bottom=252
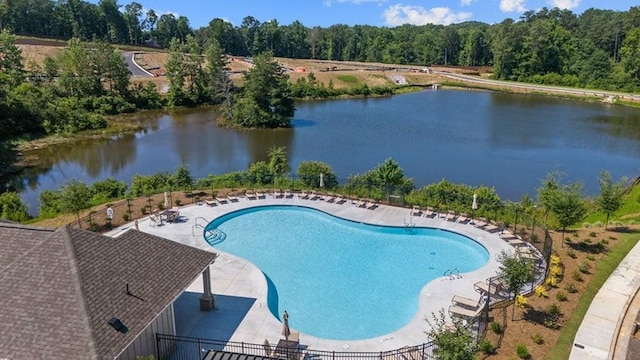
left=0, top=223, right=217, bottom=360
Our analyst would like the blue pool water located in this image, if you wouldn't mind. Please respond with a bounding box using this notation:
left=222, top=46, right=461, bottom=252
left=204, top=205, right=489, bottom=340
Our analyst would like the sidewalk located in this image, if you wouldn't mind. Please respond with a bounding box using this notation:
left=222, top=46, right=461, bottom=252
left=569, top=240, right=640, bottom=359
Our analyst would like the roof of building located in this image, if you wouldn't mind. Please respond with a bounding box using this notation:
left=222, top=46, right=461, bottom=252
left=0, top=223, right=217, bottom=360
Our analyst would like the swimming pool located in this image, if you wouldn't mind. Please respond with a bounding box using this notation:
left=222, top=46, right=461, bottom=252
left=204, top=205, right=489, bottom=340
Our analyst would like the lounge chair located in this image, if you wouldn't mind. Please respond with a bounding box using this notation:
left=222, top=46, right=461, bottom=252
left=298, top=191, right=309, bottom=199
left=273, top=189, right=283, bottom=198
left=284, top=190, right=293, bottom=198
left=410, top=205, right=422, bottom=216
left=256, top=190, right=266, bottom=199
left=444, top=210, right=458, bottom=222
left=324, top=194, right=336, bottom=203
left=245, top=191, right=257, bottom=200
left=448, top=303, right=484, bottom=319
left=474, top=279, right=503, bottom=297
left=452, top=295, right=482, bottom=309
left=309, top=191, right=320, bottom=200
left=355, top=199, right=367, bottom=208
left=456, top=213, right=470, bottom=223
left=335, top=196, right=347, bottom=204
left=204, top=198, right=217, bottom=206
left=215, top=196, right=228, bottom=204
left=366, top=200, right=378, bottom=210
left=227, top=194, right=239, bottom=202
left=423, top=207, right=437, bottom=218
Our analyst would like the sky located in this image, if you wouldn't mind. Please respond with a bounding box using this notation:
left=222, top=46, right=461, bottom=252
left=108, top=0, right=636, bottom=28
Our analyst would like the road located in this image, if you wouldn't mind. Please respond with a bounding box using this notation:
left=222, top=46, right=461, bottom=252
left=123, top=51, right=153, bottom=77
left=432, top=71, right=640, bottom=102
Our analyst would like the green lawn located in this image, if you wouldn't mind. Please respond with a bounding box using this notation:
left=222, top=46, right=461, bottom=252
left=584, top=182, right=640, bottom=225
left=337, top=74, right=359, bottom=84
left=546, top=232, right=640, bottom=359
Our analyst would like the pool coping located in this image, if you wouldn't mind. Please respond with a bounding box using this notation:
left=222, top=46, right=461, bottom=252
left=109, top=196, right=516, bottom=352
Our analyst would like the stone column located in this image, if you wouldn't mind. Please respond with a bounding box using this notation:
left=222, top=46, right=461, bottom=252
left=199, top=266, right=215, bottom=311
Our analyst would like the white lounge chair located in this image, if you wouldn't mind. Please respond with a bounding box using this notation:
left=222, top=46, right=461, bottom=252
left=444, top=210, right=458, bottom=222
left=452, top=295, right=482, bottom=309
left=215, top=196, right=228, bottom=204
left=245, top=191, right=257, bottom=200
left=256, top=190, right=266, bottom=199
left=474, top=279, right=503, bottom=297
left=410, top=205, right=422, bottom=216
left=449, top=303, right=484, bottom=319
left=284, top=190, right=293, bottom=198
left=366, top=200, right=378, bottom=210
left=456, top=213, right=470, bottom=223
left=273, top=189, right=283, bottom=198
left=204, top=198, right=217, bottom=206
left=335, top=196, right=347, bottom=204
left=355, top=199, right=367, bottom=208
left=227, top=194, right=239, bottom=202
left=149, top=214, right=161, bottom=227
left=423, top=207, right=437, bottom=218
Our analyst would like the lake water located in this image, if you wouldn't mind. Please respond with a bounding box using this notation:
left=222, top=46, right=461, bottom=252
left=7, top=89, right=640, bottom=215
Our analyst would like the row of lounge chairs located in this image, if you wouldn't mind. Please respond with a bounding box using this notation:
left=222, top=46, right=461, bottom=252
left=355, top=199, right=378, bottom=210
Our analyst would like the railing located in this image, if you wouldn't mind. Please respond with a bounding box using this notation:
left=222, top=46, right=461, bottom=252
left=156, top=334, right=435, bottom=360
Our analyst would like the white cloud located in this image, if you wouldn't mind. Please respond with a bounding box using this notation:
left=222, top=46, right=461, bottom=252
left=460, top=0, right=476, bottom=6
left=383, top=5, right=472, bottom=26
left=546, top=0, right=580, bottom=9
left=324, top=0, right=388, bottom=6
left=499, top=0, right=527, bottom=12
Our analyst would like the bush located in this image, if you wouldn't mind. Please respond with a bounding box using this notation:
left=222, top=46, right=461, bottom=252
left=535, top=285, right=548, bottom=297
left=565, top=283, right=578, bottom=293
left=516, top=344, right=530, bottom=359
left=579, top=261, right=592, bottom=274
left=479, top=340, right=495, bottom=355
left=589, top=231, right=597, bottom=237
left=140, top=206, right=148, bottom=215
left=567, top=249, right=577, bottom=258
left=586, top=254, right=596, bottom=261
left=531, top=333, right=544, bottom=344
left=490, top=321, right=502, bottom=334
left=572, top=271, right=583, bottom=282
left=556, top=291, right=568, bottom=301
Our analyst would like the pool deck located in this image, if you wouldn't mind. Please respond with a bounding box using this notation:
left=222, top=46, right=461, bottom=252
left=108, top=196, right=518, bottom=352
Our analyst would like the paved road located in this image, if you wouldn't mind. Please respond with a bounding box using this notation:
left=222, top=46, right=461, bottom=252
left=433, top=71, right=640, bottom=101
left=123, top=51, right=152, bottom=77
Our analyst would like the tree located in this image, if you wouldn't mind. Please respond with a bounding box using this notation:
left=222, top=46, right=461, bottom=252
left=497, top=250, right=535, bottom=318
left=267, top=146, right=289, bottom=177
left=123, top=2, right=143, bottom=44
left=548, top=181, right=587, bottom=242
left=171, top=164, right=193, bottom=189
left=0, top=191, right=29, bottom=222
left=596, top=170, right=628, bottom=229
left=204, top=38, right=229, bottom=103
left=59, top=179, right=91, bottom=227
left=426, top=309, right=477, bottom=360
left=536, top=171, right=561, bottom=227
left=296, top=161, right=338, bottom=189
left=0, top=30, right=25, bottom=87
left=229, top=51, right=295, bottom=128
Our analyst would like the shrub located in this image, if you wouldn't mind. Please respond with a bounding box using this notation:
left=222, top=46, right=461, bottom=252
left=586, top=254, right=596, bottom=261
left=546, top=276, right=558, bottom=287
left=556, top=291, right=568, bottom=301
left=175, top=199, right=182, bottom=206
left=594, top=242, right=606, bottom=253
left=549, top=304, right=562, bottom=318
left=579, top=261, right=592, bottom=274
left=535, top=285, right=548, bottom=297
left=516, top=344, right=530, bottom=359
left=589, top=231, right=597, bottom=237
left=140, top=206, right=148, bottom=215
left=572, top=271, right=583, bottom=282
left=479, top=340, right=495, bottom=355
left=516, top=294, right=528, bottom=308
left=122, top=212, right=130, bottom=222
left=550, top=254, right=562, bottom=266
left=531, top=333, right=544, bottom=344
left=550, top=265, right=561, bottom=277
left=567, top=249, right=577, bottom=258
left=491, top=321, right=502, bottom=334
left=565, top=283, right=578, bottom=293
left=601, top=239, right=609, bottom=245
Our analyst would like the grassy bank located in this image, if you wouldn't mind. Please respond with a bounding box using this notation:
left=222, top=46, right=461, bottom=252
left=546, top=231, right=640, bottom=359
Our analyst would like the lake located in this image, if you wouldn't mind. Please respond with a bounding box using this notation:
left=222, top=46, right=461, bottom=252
left=7, top=89, right=640, bottom=215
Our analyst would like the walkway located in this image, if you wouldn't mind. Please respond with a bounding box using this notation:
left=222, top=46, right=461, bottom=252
left=569, top=240, right=640, bottom=359
left=108, top=196, right=517, bottom=352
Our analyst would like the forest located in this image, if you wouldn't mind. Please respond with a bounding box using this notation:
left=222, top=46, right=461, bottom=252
left=1, top=1, right=639, bottom=91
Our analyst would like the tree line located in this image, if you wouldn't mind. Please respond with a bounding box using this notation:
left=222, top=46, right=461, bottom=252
left=1, top=1, right=639, bottom=91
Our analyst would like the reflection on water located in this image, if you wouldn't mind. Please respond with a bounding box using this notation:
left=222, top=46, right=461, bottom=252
left=5, top=90, right=640, bottom=215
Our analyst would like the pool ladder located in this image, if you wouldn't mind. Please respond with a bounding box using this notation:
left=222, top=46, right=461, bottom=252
left=402, top=217, right=415, bottom=231
left=444, top=268, right=462, bottom=280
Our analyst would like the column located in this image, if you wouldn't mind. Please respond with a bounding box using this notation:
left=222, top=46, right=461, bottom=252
left=199, top=266, right=215, bottom=311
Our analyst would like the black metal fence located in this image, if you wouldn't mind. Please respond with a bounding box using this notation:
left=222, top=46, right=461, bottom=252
left=156, top=334, right=435, bottom=360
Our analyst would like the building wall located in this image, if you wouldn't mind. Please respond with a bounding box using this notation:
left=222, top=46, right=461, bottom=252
left=117, top=303, right=176, bottom=360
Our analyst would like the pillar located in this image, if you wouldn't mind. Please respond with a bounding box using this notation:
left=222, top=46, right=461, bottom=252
left=199, top=266, right=215, bottom=311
